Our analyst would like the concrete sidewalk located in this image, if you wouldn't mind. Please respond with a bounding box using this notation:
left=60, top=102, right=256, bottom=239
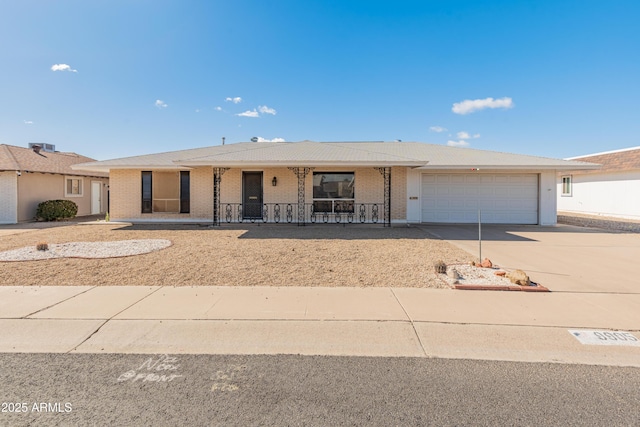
left=1, top=286, right=638, bottom=367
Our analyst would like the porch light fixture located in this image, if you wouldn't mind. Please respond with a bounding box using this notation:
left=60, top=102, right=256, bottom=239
left=272, top=176, right=277, bottom=186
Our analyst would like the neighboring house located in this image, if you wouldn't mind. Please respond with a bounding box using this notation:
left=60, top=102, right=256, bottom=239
left=558, top=146, right=640, bottom=221
left=0, top=143, right=109, bottom=224
left=73, top=140, right=597, bottom=226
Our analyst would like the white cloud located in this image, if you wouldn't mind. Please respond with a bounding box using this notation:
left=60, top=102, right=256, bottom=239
left=452, top=97, right=513, bottom=115
left=429, top=126, right=447, bottom=133
left=215, top=106, right=222, bottom=111
left=195, top=109, right=200, bottom=113
left=225, top=97, right=242, bottom=104
left=236, top=109, right=259, bottom=118
left=23, top=120, right=34, bottom=125
left=256, top=137, right=286, bottom=142
left=155, top=100, right=168, bottom=108
left=258, top=105, right=277, bottom=115
left=447, top=140, right=470, bottom=147
left=456, top=132, right=481, bottom=139
left=51, top=64, right=77, bottom=72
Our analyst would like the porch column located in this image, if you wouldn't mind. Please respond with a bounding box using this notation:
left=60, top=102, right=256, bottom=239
left=375, top=167, right=391, bottom=227
left=213, top=167, right=229, bottom=226
left=288, top=167, right=313, bottom=226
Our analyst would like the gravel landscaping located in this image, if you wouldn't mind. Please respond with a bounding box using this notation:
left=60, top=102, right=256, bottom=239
left=0, top=239, right=172, bottom=261
left=0, top=222, right=475, bottom=288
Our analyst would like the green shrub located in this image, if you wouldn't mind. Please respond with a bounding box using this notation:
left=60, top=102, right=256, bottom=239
left=36, top=200, right=78, bottom=221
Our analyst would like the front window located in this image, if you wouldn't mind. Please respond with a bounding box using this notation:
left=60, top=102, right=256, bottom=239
left=313, top=172, right=355, bottom=213
left=561, top=175, right=572, bottom=196
left=141, top=171, right=190, bottom=213
left=65, top=177, right=83, bottom=197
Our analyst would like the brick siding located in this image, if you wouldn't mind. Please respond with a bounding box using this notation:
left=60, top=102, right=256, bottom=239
left=111, top=166, right=409, bottom=222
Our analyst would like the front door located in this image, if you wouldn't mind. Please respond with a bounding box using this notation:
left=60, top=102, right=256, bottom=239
left=91, top=181, right=101, bottom=214
left=243, top=172, right=263, bottom=219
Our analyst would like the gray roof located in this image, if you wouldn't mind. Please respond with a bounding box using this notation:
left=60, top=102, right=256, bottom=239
left=73, top=140, right=600, bottom=172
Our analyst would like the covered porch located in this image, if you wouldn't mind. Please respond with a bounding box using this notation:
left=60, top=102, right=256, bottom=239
left=212, top=166, right=393, bottom=226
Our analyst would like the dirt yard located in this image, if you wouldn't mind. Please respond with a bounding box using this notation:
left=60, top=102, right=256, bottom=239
left=0, top=222, right=474, bottom=287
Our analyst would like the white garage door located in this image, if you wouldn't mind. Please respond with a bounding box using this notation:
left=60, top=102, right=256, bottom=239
left=421, top=174, right=539, bottom=224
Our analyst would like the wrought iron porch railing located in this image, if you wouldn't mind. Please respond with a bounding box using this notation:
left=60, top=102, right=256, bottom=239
left=221, top=203, right=384, bottom=224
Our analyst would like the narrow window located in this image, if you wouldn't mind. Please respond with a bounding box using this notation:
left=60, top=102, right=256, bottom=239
left=141, top=171, right=152, bottom=213
left=180, top=171, right=190, bottom=213
left=561, top=175, right=572, bottom=196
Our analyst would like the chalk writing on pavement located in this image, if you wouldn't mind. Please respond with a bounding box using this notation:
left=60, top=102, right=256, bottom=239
left=117, top=354, right=184, bottom=383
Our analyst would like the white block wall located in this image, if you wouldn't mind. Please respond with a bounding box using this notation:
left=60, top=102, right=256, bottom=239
left=557, top=171, right=640, bottom=220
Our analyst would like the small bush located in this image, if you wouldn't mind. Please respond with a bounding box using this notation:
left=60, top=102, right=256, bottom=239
left=36, top=200, right=78, bottom=221
left=434, top=260, right=447, bottom=274
left=36, top=241, right=49, bottom=251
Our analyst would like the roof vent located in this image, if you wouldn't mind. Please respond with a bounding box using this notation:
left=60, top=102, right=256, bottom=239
left=29, top=143, right=55, bottom=153
left=250, top=137, right=259, bottom=142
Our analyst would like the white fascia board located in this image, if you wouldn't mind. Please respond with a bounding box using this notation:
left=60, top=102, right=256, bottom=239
left=71, top=165, right=193, bottom=173
left=175, top=161, right=426, bottom=168
left=412, top=164, right=600, bottom=171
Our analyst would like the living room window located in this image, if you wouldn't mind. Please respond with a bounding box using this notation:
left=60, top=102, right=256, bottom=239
left=65, top=177, right=83, bottom=197
left=141, top=171, right=190, bottom=213
left=312, top=172, right=355, bottom=213
left=561, top=175, right=572, bottom=196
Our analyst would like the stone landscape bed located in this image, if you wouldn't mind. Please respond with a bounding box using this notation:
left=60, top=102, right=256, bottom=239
left=437, top=264, right=550, bottom=292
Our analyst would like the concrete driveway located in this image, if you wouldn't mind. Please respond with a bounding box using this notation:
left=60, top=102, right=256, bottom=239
left=422, top=224, right=640, bottom=294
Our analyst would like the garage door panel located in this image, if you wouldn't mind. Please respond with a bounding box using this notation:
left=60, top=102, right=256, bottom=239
left=494, top=200, right=509, bottom=209
left=465, top=200, right=479, bottom=209
left=422, top=173, right=538, bottom=224
left=449, top=200, right=466, bottom=209
left=449, top=187, right=466, bottom=196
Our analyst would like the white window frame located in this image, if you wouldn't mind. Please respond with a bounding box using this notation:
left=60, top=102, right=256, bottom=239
left=312, top=172, right=355, bottom=213
left=65, top=176, right=84, bottom=197
left=561, top=175, right=572, bottom=197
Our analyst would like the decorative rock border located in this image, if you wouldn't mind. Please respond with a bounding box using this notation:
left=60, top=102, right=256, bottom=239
left=453, top=282, right=550, bottom=292
left=0, top=239, right=172, bottom=262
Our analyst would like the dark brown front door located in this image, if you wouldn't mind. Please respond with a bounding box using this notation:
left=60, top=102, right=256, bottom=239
left=243, top=172, right=263, bottom=219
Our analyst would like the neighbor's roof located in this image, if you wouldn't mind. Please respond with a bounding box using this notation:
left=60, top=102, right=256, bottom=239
left=565, top=146, right=640, bottom=173
left=72, top=140, right=600, bottom=173
left=0, top=144, right=108, bottom=177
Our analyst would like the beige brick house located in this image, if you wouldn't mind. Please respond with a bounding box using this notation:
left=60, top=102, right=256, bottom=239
left=73, top=140, right=597, bottom=226
left=0, top=144, right=109, bottom=224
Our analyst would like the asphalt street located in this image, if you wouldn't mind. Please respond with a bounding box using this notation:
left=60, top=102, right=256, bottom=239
left=1, top=353, right=639, bottom=427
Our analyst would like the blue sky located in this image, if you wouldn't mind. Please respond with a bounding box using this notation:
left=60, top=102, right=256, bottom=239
left=1, top=0, right=639, bottom=160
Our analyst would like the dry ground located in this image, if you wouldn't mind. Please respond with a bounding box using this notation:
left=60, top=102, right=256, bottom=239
left=0, top=222, right=474, bottom=287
